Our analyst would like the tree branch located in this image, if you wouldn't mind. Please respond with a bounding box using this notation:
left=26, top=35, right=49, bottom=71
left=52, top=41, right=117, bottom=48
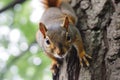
left=0, top=0, right=26, bottom=13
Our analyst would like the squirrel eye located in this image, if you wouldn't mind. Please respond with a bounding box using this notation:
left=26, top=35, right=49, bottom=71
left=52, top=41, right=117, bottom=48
left=46, top=39, right=50, bottom=45
left=66, top=35, right=71, bottom=42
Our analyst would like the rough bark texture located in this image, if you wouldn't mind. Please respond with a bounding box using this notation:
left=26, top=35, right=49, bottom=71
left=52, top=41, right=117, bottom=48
left=53, top=0, right=120, bottom=80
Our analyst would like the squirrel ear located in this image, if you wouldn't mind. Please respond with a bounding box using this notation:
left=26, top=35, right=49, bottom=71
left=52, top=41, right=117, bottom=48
left=62, top=16, right=69, bottom=31
left=39, top=22, right=47, bottom=38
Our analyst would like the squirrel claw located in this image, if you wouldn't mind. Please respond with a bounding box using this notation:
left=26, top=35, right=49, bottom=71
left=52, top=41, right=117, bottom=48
left=79, top=51, right=91, bottom=67
left=50, top=66, right=58, bottom=75
left=85, top=53, right=92, bottom=59
left=83, top=56, right=90, bottom=66
left=80, top=58, right=83, bottom=67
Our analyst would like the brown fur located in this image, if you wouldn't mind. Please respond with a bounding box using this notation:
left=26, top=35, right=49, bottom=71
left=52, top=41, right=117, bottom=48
left=37, top=0, right=91, bottom=74
left=41, top=0, right=62, bottom=8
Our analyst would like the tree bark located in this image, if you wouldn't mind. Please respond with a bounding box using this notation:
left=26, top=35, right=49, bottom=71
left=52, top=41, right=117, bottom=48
left=53, top=0, right=120, bottom=80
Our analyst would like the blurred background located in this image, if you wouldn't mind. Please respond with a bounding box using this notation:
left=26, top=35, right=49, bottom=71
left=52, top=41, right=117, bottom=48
left=0, top=0, right=52, bottom=80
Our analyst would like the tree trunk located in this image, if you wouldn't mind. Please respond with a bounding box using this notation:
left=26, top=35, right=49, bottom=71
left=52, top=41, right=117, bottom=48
left=53, top=0, right=120, bottom=80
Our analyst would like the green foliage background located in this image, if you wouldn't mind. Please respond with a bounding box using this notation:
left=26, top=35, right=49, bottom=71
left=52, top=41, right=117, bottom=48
left=0, top=0, right=52, bottom=80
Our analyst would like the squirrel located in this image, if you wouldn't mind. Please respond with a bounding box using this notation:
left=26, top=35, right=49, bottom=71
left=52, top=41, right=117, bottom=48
left=36, top=0, right=92, bottom=74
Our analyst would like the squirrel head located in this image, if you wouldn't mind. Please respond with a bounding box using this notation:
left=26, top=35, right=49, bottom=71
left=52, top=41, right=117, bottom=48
left=39, top=16, right=73, bottom=58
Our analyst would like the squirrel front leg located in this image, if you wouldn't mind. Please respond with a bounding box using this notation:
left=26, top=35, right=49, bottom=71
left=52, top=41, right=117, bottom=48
left=45, top=52, right=62, bottom=74
left=73, top=32, right=92, bottom=67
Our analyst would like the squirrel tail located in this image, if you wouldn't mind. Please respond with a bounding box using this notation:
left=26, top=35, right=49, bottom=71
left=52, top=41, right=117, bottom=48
left=41, top=0, right=62, bottom=8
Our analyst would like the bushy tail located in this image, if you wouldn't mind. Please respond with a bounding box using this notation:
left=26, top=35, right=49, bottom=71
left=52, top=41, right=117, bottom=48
left=40, top=0, right=62, bottom=8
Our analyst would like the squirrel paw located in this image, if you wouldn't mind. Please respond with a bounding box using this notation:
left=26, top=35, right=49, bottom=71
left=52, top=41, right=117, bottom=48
left=79, top=51, right=92, bottom=67
left=50, top=61, right=60, bottom=75
left=50, top=58, right=63, bottom=75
